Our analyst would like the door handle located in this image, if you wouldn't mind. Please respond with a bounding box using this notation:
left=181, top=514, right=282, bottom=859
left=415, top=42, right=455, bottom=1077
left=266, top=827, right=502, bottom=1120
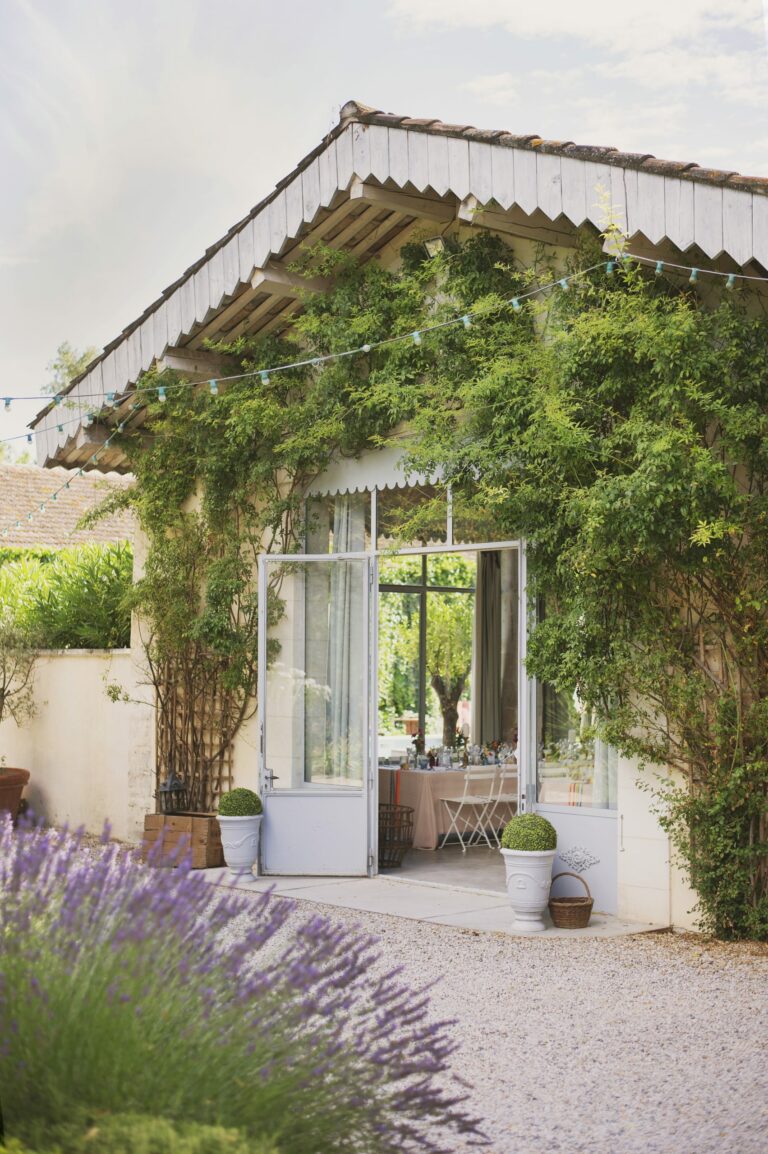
left=265, top=770, right=280, bottom=787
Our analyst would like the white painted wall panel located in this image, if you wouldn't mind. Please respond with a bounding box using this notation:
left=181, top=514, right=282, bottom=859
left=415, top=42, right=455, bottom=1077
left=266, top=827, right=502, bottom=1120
left=635, top=172, right=666, bottom=243
left=513, top=149, right=537, bottom=215
left=101, top=351, right=117, bottom=399
left=623, top=168, right=640, bottom=237
left=694, top=183, right=723, bottom=257
left=222, top=235, right=241, bottom=294
left=319, top=139, right=338, bottom=206
left=368, top=125, right=389, bottom=184
left=560, top=156, right=587, bottom=225
left=207, top=250, right=225, bottom=310
left=301, top=158, right=321, bottom=224
left=285, top=175, right=304, bottom=238
left=469, top=141, right=493, bottom=206
left=664, top=178, right=695, bottom=250
left=536, top=153, right=563, bottom=221
left=609, top=167, right=627, bottom=232
left=126, top=331, right=143, bottom=385
left=583, top=162, right=613, bottom=230
left=114, top=341, right=130, bottom=394
left=753, top=195, right=768, bottom=269
left=252, top=212, right=271, bottom=269
left=491, top=144, right=515, bottom=210
left=446, top=136, right=470, bottom=201
left=152, top=303, right=168, bottom=358
left=336, top=126, right=354, bottom=190
left=193, top=266, right=210, bottom=325
left=388, top=128, right=409, bottom=188
left=722, top=188, right=753, bottom=267
left=407, top=130, right=429, bottom=192
left=268, top=192, right=287, bottom=257
left=166, top=289, right=183, bottom=346
left=352, top=122, right=372, bottom=180
left=237, top=220, right=256, bottom=284
left=427, top=132, right=450, bottom=195
left=139, top=318, right=155, bottom=371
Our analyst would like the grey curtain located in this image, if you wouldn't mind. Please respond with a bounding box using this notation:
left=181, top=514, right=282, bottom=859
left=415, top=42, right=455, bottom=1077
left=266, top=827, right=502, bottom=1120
left=326, top=496, right=366, bottom=777
left=475, top=551, right=501, bottom=744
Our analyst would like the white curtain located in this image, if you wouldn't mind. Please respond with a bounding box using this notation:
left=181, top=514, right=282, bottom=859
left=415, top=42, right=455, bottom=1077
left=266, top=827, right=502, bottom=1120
left=326, top=496, right=366, bottom=777
left=474, top=551, right=501, bottom=744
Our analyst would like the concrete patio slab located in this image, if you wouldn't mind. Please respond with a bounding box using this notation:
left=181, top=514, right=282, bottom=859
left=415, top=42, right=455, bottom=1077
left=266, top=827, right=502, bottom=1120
left=203, top=867, right=664, bottom=937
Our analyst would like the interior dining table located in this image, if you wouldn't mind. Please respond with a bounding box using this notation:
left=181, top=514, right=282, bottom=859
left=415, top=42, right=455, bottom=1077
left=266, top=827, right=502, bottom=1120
left=378, top=765, right=517, bottom=850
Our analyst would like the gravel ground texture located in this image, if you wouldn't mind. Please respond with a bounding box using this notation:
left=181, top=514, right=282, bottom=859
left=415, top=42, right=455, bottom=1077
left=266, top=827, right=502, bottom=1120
left=225, top=891, right=768, bottom=1154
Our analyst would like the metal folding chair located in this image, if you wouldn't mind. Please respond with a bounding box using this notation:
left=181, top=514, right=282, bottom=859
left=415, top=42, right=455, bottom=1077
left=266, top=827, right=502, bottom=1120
left=437, top=768, right=498, bottom=852
left=481, top=765, right=519, bottom=848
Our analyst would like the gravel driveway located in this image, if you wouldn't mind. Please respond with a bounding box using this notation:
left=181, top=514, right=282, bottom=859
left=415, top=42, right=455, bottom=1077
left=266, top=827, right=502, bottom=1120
left=250, top=893, right=768, bottom=1154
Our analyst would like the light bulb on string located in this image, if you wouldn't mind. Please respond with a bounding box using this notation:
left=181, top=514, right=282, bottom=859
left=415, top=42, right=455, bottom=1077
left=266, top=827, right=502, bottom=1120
left=559, top=278, right=570, bottom=292
left=209, top=380, right=219, bottom=396
left=511, top=298, right=521, bottom=312
left=361, top=344, right=371, bottom=353
left=462, top=315, right=472, bottom=329
left=3, top=399, right=10, bottom=412
left=606, top=261, right=615, bottom=276
left=260, top=371, right=270, bottom=385
left=726, top=274, right=736, bottom=290
left=689, top=268, right=699, bottom=285
left=411, top=331, right=422, bottom=345
left=157, top=386, right=167, bottom=402
left=655, top=261, right=664, bottom=276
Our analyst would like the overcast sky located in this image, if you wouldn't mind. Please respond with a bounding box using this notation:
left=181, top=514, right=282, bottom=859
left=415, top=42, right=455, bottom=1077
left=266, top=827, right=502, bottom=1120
left=1, top=0, right=767, bottom=446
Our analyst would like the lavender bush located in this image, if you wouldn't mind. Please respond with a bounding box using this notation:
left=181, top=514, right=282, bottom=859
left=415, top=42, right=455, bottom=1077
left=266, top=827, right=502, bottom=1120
left=0, top=816, right=482, bottom=1152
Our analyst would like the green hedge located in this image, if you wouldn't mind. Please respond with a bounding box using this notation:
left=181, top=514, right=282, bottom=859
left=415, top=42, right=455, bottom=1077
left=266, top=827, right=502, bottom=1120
left=5, top=1114, right=278, bottom=1153
left=0, top=544, right=132, bottom=650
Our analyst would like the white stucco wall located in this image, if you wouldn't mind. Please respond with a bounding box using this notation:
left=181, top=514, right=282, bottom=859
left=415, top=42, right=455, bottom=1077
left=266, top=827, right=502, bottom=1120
left=617, top=754, right=699, bottom=930
left=0, top=649, right=154, bottom=843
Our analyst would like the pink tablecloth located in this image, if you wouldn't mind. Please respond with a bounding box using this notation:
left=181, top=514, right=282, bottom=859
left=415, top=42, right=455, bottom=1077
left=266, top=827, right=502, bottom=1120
left=379, top=767, right=517, bottom=850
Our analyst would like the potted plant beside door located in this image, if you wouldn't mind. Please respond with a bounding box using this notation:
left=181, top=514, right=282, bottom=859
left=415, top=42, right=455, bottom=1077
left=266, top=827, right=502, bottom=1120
left=500, top=813, right=558, bottom=932
left=217, top=787, right=263, bottom=878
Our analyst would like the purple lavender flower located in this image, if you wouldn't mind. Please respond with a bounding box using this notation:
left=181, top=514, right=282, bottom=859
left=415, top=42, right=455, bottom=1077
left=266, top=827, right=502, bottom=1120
left=0, top=814, right=483, bottom=1152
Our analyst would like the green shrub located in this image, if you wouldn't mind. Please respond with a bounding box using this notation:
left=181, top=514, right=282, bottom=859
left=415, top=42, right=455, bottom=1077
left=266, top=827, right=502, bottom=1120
left=500, top=813, right=557, bottom=852
left=0, top=543, right=132, bottom=649
left=7, top=1113, right=278, bottom=1153
left=218, top=787, right=262, bottom=817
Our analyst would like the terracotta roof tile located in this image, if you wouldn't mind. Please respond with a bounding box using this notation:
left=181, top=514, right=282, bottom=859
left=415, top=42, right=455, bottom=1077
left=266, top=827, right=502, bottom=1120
left=0, top=464, right=134, bottom=549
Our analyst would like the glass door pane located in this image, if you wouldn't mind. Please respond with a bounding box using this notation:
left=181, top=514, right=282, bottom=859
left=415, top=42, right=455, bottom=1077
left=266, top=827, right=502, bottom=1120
left=378, top=590, right=421, bottom=763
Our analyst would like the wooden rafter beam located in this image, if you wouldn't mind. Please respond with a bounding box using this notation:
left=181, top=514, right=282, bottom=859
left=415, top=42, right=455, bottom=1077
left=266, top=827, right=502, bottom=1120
left=250, top=262, right=332, bottom=297
left=349, top=177, right=455, bottom=223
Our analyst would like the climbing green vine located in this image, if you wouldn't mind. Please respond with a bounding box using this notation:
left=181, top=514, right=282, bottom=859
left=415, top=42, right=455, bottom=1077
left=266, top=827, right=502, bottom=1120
left=108, top=230, right=768, bottom=937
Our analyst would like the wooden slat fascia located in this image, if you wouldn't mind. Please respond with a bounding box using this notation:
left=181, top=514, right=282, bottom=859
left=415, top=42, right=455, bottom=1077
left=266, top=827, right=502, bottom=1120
left=348, top=178, right=455, bottom=222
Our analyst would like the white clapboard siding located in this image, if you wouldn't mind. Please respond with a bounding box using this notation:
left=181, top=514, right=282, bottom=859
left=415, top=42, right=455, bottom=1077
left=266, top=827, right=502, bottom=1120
left=513, top=149, right=538, bottom=216
left=285, top=174, right=304, bottom=239
left=723, top=188, right=753, bottom=267
left=388, top=128, right=410, bottom=188
left=753, top=196, right=768, bottom=269
left=368, top=125, right=389, bottom=184
left=635, top=172, right=666, bottom=244
left=491, top=143, right=515, bottom=210
left=664, top=178, right=695, bottom=251
left=252, top=212, right=271, bottom=270
left=139, top=318, right=155, bottom=372
left=583, top=162, right=613, bottom=230
left=269, top=192, right=287, bottom=256
left=352, top=122, right=372, bottom=181
left=208, top=249, right=225, bottom=311
left=193, top=266, right=210, bottom=325
left=336, top=126, right=354, bottom=191
left=166, top=289, right=183, bottom=347
left=469, top=141, right=493, bottom=206
left=319, top=139, right=339, bottom=206
left=408, top=131, right=429, bottom=193
left=694, top=184, right=724, bottom=257
left=623, top=168, right=641, bottom=237
left=238, top=221, right=256, bottom=286
left=88, top=363, right=104, bottom=407
left=152, top=302, right=168, bottom=358
left=427, top=132, right=450, bottom=196
left=537, top=154, right=563, bottom=221
left=561, top=157, right=587, bottom=225
left=609, top=167, right=628, bottom=232
left=222, top=234, right=241, bottom=296
left=126, top=330, right=143, bottom=385
left=302, top=158, right=322, bottom=224
left=101, top=351, right=117, bottom=398
left=114, top=341, right=130, bottom=393
left=447, top=136, right=470, bottom=201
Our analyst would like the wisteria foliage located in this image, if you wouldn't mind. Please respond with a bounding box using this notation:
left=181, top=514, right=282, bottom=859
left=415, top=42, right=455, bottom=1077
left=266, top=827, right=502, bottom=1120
left=0, top=817, right=482, bottom=1152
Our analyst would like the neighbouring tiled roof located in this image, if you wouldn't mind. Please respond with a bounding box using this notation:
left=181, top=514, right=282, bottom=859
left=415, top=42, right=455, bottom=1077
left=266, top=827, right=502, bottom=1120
left=0, top=464, right=134, bottom=549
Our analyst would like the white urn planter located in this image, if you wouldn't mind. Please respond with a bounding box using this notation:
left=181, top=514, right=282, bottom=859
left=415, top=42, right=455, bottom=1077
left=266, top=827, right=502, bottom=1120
left=501, top=847, right=557, bottom=932
left=218, top=814, right=263, bottom=878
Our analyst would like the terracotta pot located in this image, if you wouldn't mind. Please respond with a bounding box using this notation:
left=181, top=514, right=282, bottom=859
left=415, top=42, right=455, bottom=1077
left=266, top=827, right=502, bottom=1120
left=0, top=767, right=30, bottom=821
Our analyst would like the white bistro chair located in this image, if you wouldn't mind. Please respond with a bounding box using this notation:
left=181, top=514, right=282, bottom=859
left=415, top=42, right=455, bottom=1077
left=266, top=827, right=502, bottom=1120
left=482, top=765, right=519, bottom=848
left=437, top=768, right=498, bottom=852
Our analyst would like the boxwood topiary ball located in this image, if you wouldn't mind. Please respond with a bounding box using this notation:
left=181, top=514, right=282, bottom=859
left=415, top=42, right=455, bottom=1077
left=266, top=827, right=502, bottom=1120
left=500, top=813, right=557, bottom=852
left=218, top=787, right=263, bottom=817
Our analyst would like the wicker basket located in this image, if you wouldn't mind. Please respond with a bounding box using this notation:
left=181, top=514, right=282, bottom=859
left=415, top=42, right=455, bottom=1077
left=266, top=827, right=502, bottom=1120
left=378, top=803, right=415, bottom=869
left=548, top=871, right=594, bottom=929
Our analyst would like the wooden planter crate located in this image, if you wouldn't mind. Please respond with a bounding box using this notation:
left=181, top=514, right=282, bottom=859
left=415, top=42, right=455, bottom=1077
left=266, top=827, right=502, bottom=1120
left=142, top=812, right=224, bottom=869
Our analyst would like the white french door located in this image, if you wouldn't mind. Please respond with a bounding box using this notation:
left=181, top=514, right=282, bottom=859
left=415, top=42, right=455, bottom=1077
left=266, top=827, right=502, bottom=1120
left=257, top=553, right=374, bottom=876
